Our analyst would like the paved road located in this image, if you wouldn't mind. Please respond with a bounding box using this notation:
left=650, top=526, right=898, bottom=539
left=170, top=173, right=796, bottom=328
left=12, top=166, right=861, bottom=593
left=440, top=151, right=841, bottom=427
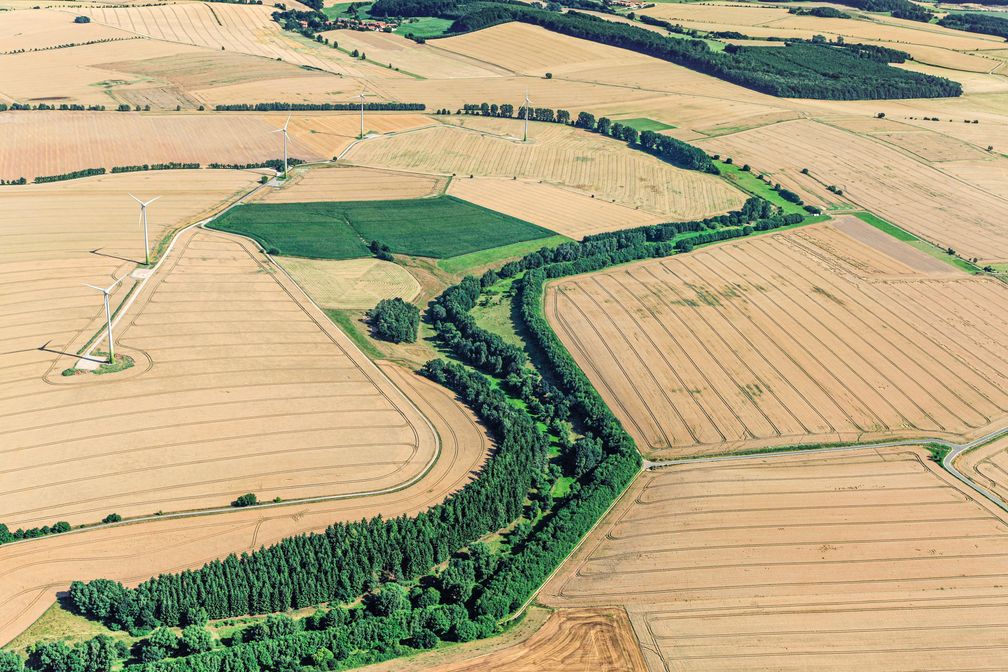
left=645, top=428, right=1008, bottom=514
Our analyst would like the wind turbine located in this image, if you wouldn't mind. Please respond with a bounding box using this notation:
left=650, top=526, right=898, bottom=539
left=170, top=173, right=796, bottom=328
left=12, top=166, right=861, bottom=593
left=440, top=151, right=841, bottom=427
left=83, top=276, right=123, bottom=364
left=522, top=88, right=532, bottom=142
left=357, top=89, right=367, bottom=139
left=271, top=113, right=292, bottom=177
left=129, top=194, right=159, bottom=265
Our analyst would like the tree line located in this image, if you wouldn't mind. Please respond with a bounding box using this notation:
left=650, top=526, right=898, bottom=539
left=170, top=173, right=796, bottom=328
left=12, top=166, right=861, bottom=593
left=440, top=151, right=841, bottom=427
left=36, top=186, right=814, bottom=672
left=213, top=102, right=426, bottom=111
left=110, top=163, right=200, bottom=174
left=939, top=12, right=1008, bottom=40
left=443, top=5, right=960, bottom=99
left=461, top=102, right=715, bottom=172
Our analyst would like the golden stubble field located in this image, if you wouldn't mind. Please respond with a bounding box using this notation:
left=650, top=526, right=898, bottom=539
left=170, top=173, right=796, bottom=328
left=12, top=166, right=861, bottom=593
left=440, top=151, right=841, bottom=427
left=259, top=165, right=446, bottom=203
left=547, top=219, right=1008, bottom=457
left=956, top=436, right=1008, bottom=508
left=0, top=111, right=432, bottom=180
left=276, top=257, right=422, bottom=309
left=345, top=117, right=745, bottom=218
left=0, top=171, right=492, bottom=645
left=698, top=119, right=1008, bottom=264
left=539, top=446, right=1008, bottom=671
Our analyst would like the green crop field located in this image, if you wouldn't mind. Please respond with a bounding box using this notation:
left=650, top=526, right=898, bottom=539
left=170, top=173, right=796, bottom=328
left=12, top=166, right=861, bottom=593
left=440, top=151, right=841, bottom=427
left=395, top=17, right=454, bottom=37
left=208, top=196, right=553, bottom=260
left=617, top=117, right=676, bottom=132
left=323, top=1, right=374, bottom=20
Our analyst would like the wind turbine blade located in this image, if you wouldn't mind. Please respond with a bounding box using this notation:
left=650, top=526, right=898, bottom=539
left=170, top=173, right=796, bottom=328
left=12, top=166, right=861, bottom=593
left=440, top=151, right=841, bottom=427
left=143, top=196, right=161, bottom=206
left=128, top=193, right=143, bottom=204
left=108, top=276, right=124, bottom=291
left=83, top=283, right=105, bottom=293
left=283, top=112, right=291, bottom=130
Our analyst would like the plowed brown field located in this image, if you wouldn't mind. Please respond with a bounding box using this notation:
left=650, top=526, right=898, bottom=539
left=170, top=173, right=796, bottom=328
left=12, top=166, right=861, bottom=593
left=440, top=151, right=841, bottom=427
left=547, top=220, right=1008, bottom=457
left=540, top=446, right=1008, bottom=671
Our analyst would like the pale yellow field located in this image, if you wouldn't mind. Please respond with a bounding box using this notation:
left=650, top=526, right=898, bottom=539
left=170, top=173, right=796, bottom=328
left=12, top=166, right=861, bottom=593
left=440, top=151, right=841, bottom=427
left=448, top=177, right=666, bottom=238
left=324, top=29, right=507, bottom=79
left=955, top=436, right=1008, bottom=507
left=0, top=111, right=432, bottom=179
left=699, top=119, right=1008, bottom=263
left=77, top=2, right=397, bottom=78
left=0, top=39, right=212, bottom=108
left=277, top=256, right=421, bottom=309
left=548, top=221, right=1008, bottom=456
left=541, top=446, right=1008, bottom=671
left=0, top=8, right=132, bottom=52
left=345, top=117, right=745, bottom=218
left=260, top=165, right=445, bottom=203
left=434, top=22, right=652, bottom=76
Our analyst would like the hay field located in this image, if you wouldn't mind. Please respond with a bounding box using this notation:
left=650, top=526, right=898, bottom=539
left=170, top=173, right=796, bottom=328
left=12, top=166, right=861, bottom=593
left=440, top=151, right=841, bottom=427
left=0, top=361, right=490, bottom=646
left=448, top=177, right=666, bottom=238
left=0, top=227, right=440, bottom=527
left=0, top=169, right=256, bottom=356
left=324, top=30, right=507, bottom=79
left=699, top=119, right=1008, bottom=263
left=955, top=437, right=1008, bottom=507
left=345, top=118, right=745, bottom=218
left=546, top=220, right=1008, bottom=457
left=76, top=3, right=386, bottom=76
left=540, top=446, right=1008, bottom=671
left=0, top=39, right=210, bottom=108
left=0, top=112, right=430, bottom=179
left=260, top=166, right=445, bottom=203
left=277, top=257, right=421, bottom=309
left=0, top=8, right=132, bottom=52
left=434, top=23, right=653, bottom=76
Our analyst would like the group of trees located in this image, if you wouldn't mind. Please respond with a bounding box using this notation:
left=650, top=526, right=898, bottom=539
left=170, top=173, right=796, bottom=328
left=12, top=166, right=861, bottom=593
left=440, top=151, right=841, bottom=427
left=367, top=298, right=420, bottom=343
left=213, top=102, right=425, bottom=112
left=459, top=101, right=714, bottom=172
left=788, top=6, right=850, bottom=18
left=939, top=12, right=1008, bottom=40
left=445, top=5, right=960, bottom=99
left=0, top=520, right=72, bottom=546
left=207, top=158, right=305, bottom=171
left=34, top=168, right=105, bottom=183
left=0, top=103, right=107, bottom=111
left=110, top=163, right=200, bottom=174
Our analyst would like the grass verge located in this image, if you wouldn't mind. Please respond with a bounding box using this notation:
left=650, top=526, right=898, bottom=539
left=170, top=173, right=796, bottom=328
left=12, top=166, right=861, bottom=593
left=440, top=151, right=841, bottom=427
left=713, top=160, right=808, bottom=216
left=438, top=235, right=570, bottom=275
left=850, top=211, right=981, bottom=273
left=324, top=309, right=385, bottom=359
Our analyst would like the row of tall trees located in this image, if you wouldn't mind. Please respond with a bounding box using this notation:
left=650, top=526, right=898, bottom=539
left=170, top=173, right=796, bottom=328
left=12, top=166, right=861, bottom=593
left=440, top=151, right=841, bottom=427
left=445, top=6, right=960, bottom=99
left=939, top=12, right=1008, bottom=40
left=213, top=102, right=426, bottom=112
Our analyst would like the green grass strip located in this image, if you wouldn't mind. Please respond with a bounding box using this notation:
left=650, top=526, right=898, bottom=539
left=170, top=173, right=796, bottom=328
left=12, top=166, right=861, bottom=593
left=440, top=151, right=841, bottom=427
left=849, top=211, right=981, bottom=273
left=438, top=234, right=570, bottom=275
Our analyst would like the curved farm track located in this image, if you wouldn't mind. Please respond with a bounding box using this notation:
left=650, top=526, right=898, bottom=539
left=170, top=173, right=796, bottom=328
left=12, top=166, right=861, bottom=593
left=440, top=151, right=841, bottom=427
left=0, top=181, right=491, bottom=646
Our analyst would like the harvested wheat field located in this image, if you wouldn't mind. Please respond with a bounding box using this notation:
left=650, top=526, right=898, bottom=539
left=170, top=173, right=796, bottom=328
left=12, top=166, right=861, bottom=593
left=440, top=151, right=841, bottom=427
left=277, top=257, right=421, bottom=309
left=0, top=227, right=440, bottom=528
left=323, top=29, right=507, bottom=79
left=547, top=219, right=1008, bottom=457
left=361, top=608, right=647, bottom=672
left=699, top=119, right=1008, bottom=263
left=0, top=360, right=491, bottom=646
left=76, top=3, right=391, bottom=77
left=0, top=169, right=257, bottom=359
left=448, top=177, right=665, bottom=238
left=540, top=446, right=1008, bottom=671
left=260, top=165, right=446, bottom=203
left=434, top=23, right=652, bottom=76
left=955, top=436, right=1008, bottom=507
left=0, top=112, right=431, bottom=179
left=346, top=117, right=745, bottom=218
left=0, top=8, right=133, bottom=52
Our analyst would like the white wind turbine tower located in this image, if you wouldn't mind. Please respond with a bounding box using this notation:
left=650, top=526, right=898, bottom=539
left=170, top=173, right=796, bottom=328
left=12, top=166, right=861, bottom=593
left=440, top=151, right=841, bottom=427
left=83, top=276, right=123, bottom=364
left=522, top=88, right=532, bottom=142
left=129, top=194, right=160, bottom=265
left=358, top=89, right=367, bottom=139
left=271, top=113, right=292, bottom=177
